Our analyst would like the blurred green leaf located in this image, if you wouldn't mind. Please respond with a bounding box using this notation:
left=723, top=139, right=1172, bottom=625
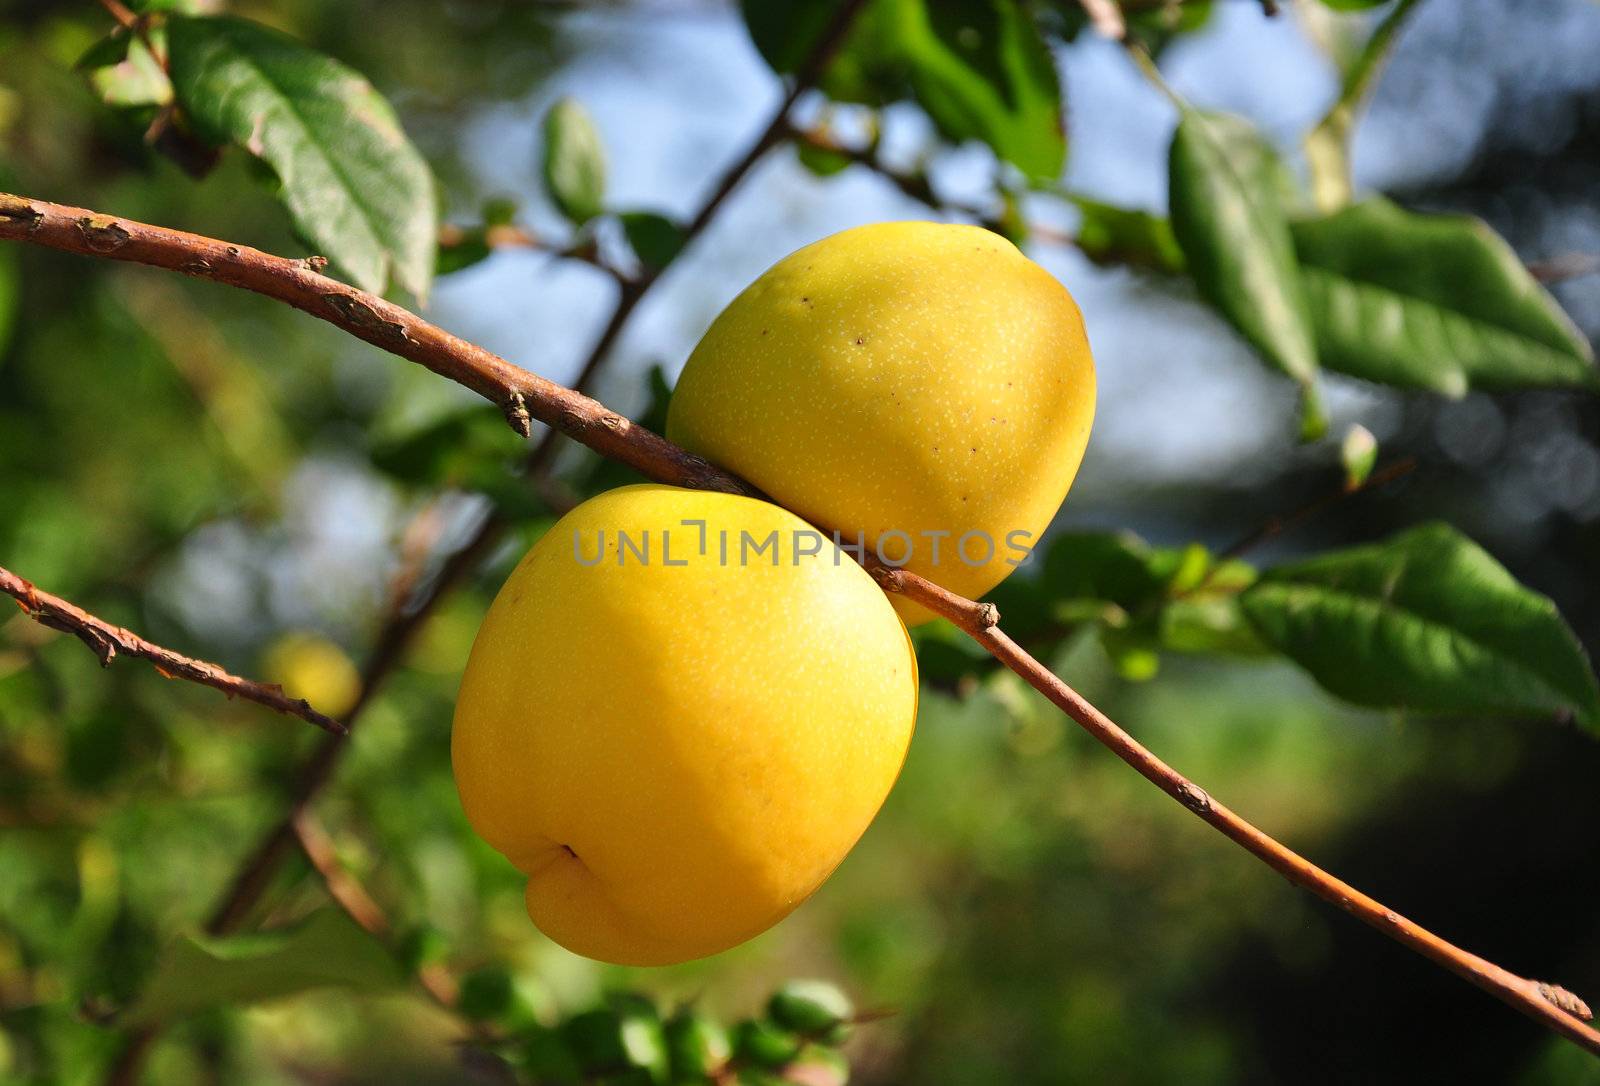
left=745, top=0, right=1065, bottom=183
left=732, top=1018, right=802, bottom=1068
left=167, top=15, right=437, bottom=299
left=1169, top=109, right=1319, bottom=395
left=1242, top=522, right=1600, bottom=729
left=796, top=139, right=854, bottom=177
left=562, top=1005, right=669, bottom=1080
left=895, top=0, right=1065, bottom=183
left=542, top=97, right=607, bottom=225
left=1291, top=197, right=1598, bottom=395
left=618, top=211, right=684, bottom=274
left=80, top=31, right=171, bottom=110
left=1071, top=196, right=1184, bottom=273
left=127, top=910, right=402, bottom=1023
left=1159, top=594, right=1270, bottom=657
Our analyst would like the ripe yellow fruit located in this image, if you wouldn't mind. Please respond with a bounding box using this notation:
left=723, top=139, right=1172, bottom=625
left=667, top=221, right=1095, bottom=624
left=451, top=484, right=917, bottom=966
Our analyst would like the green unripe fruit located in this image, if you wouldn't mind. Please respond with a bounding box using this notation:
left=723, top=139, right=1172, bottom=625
left=561, top=1008, right=668, bottom=1080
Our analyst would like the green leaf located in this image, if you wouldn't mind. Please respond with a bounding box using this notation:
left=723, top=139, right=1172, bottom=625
left=1168, top=110, right=1320, bottom=392
left=542, top=97, right=607, bottom=225
left=1071, top=196, right=1184, bottom=273
left=796, top=139, right=854, bottom=177
left=80, top=31, right=171, bottom=110
left=744, top=0, right=1065, bottom=183
left=618, top=211, right=685, bottom=274
left=1241, top=523, right=1600, bottom=730
left=1291, top=198, right=1597, bottom=396
left=127, top=910, right=402, bottom=1023
left=166, top=15, right=437, bottom=299
left=894, top=0, right=1065, bottom=183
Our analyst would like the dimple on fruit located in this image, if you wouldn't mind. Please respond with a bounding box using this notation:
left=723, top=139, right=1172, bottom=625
left=667, top=220, right=1096, bottom=624
left=451, top=484, right=917, bottom=966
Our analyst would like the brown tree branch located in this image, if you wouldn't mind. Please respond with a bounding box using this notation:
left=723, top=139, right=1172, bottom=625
left=0, top=565, right=343, bottom=735
left=12, top=195, right=1597, bottom=1060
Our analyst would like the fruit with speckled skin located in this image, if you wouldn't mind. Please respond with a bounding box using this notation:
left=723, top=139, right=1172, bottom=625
left=667, top=221, right=1096, bottom=624
left=451, top=484, right=918, bottom=965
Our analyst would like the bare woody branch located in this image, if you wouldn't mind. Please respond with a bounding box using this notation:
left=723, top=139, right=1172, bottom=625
left=0, top=565, right=344, bottom=735
left=9, top=196, right=1596, bottom=1058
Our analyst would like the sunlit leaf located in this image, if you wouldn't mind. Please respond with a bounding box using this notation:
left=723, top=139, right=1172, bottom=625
left=167, top=16, right=437, bottom=299
left=541, top=97, right=607, bottom=225
left=1291, top=198, right=1597, bottom=395
left=1242, top=523, right=1600, bottom=730
left=1168, top=109, right=1321, bottom=412
left=127, top=910, right=403, bottom=1023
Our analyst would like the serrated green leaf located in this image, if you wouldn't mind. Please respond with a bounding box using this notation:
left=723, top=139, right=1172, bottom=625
left=618, top=210, right=684, bottom=274
left=542, top=97, right=606, bottom=225
left=1291, top=198, right=1597, bottom=396
left=166, top=15, right=436, bottom=299
left=1071, top=196, right=1184, bottom=273
left=127, top=910, right=402, bottom=1023
left=1169, top=110, right=1320, bottom=390
left=1241, top=523, right=1600, bottom=730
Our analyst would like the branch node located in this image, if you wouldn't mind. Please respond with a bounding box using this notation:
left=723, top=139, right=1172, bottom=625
left=502, top=393, right=532, bottom=438
left=1175, top=781, right=1212, bottom=815
left=180, top=258, right=212, bottom=275
left=302, top=255, right=329, bottom=271
left=321, top=293, right=409, bottom=343
left=869, top=565, right=907, bottom=593
left=1539, top=983, right=1594, bottom=1021
left=0, top=194, right=42, bottom=230
left=76, top=215, right=132, bottom=253
left=975, top=601, right=1001, bottom=629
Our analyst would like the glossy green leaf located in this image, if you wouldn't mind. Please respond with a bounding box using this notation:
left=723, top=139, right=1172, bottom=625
left=127, top=910, right=402, bottom=1023
left=1242, top=523, right=1600, bottom=729
left=541, top=97, right=607, bottom=225
left=619, top=210, right=685, bottom=273
left=167, top=16, right=436, bottom=299
left=1168, top=110, right=1320, bottom=390
left=1071, top=196, right=1184, bottom=273
left=743, top=0, right=1065, bottom=183
left=1291, top=198, right=1597, bottom=395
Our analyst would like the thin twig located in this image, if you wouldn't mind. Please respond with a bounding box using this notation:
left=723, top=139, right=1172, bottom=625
left=0, top=565, right=343, bottom=735
left=10, top=198, right=1598, bottom=1059
left=1216, top=457, right=1418, bottom=563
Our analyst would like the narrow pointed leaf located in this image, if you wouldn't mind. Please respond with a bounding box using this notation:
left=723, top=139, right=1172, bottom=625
left=1291, top=198, right=1597, bottom=396
left=1242, top=523, right=1600, bottom=730
left=1168, top=110, right=1319, bottom=387
left=167, top=15, right=436, bottom=299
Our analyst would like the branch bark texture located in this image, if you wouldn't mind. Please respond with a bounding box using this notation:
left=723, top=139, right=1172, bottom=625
left=0, top=565, right=343, bottom=734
